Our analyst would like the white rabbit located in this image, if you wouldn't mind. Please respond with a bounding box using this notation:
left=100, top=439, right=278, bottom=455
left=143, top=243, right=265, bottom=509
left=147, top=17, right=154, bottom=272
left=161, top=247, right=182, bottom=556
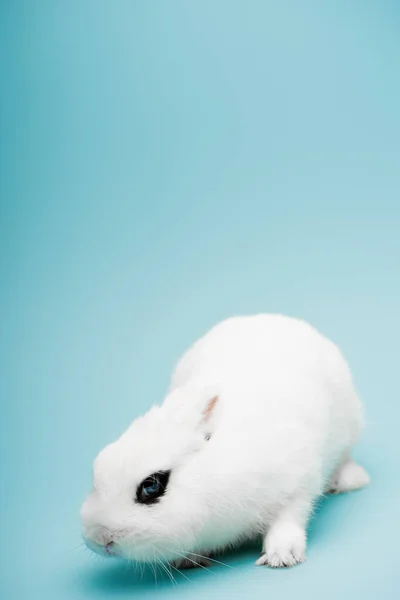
left=81, top=314, right=369, bottom=569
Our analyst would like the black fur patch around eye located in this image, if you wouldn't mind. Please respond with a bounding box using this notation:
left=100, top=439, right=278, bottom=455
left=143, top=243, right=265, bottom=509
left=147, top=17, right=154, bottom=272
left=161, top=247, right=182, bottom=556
left=136, top=470, right=171, bottom=505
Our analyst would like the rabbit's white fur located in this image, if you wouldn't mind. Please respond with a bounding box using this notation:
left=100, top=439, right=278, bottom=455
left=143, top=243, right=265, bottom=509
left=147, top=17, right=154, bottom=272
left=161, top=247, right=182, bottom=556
left=81, top=314, right=369, bottom=568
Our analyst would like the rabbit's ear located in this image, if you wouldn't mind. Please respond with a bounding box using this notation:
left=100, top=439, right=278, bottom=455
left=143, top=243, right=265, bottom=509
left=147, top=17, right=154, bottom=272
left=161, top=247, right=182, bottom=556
left=163, top=385, right=220, bottom=430
left=202, top=395, right=219, bottom=421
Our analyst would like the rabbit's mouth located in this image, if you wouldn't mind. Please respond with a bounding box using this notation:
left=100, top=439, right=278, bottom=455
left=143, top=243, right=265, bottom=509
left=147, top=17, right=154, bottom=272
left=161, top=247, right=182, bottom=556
left=83, top=537, right=119, bottom=558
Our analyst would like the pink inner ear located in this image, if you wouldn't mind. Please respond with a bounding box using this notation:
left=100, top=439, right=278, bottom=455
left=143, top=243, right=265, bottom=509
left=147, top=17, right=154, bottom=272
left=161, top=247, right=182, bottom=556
left=203, top=395, right=218, bottom=419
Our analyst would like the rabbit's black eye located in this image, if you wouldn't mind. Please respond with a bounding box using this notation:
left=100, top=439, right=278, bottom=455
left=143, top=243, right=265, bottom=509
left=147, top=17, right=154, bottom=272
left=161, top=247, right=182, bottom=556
left=136, top=471, right=170, bottom=505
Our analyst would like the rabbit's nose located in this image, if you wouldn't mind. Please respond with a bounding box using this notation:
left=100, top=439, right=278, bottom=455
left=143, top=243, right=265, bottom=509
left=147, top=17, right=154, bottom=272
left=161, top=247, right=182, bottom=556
left=105, top=541, right=115, bottom=554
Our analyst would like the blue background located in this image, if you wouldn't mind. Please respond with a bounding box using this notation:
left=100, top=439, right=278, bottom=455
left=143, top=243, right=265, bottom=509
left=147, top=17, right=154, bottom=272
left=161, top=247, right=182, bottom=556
left=1, top=1, right=399, bottom=598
